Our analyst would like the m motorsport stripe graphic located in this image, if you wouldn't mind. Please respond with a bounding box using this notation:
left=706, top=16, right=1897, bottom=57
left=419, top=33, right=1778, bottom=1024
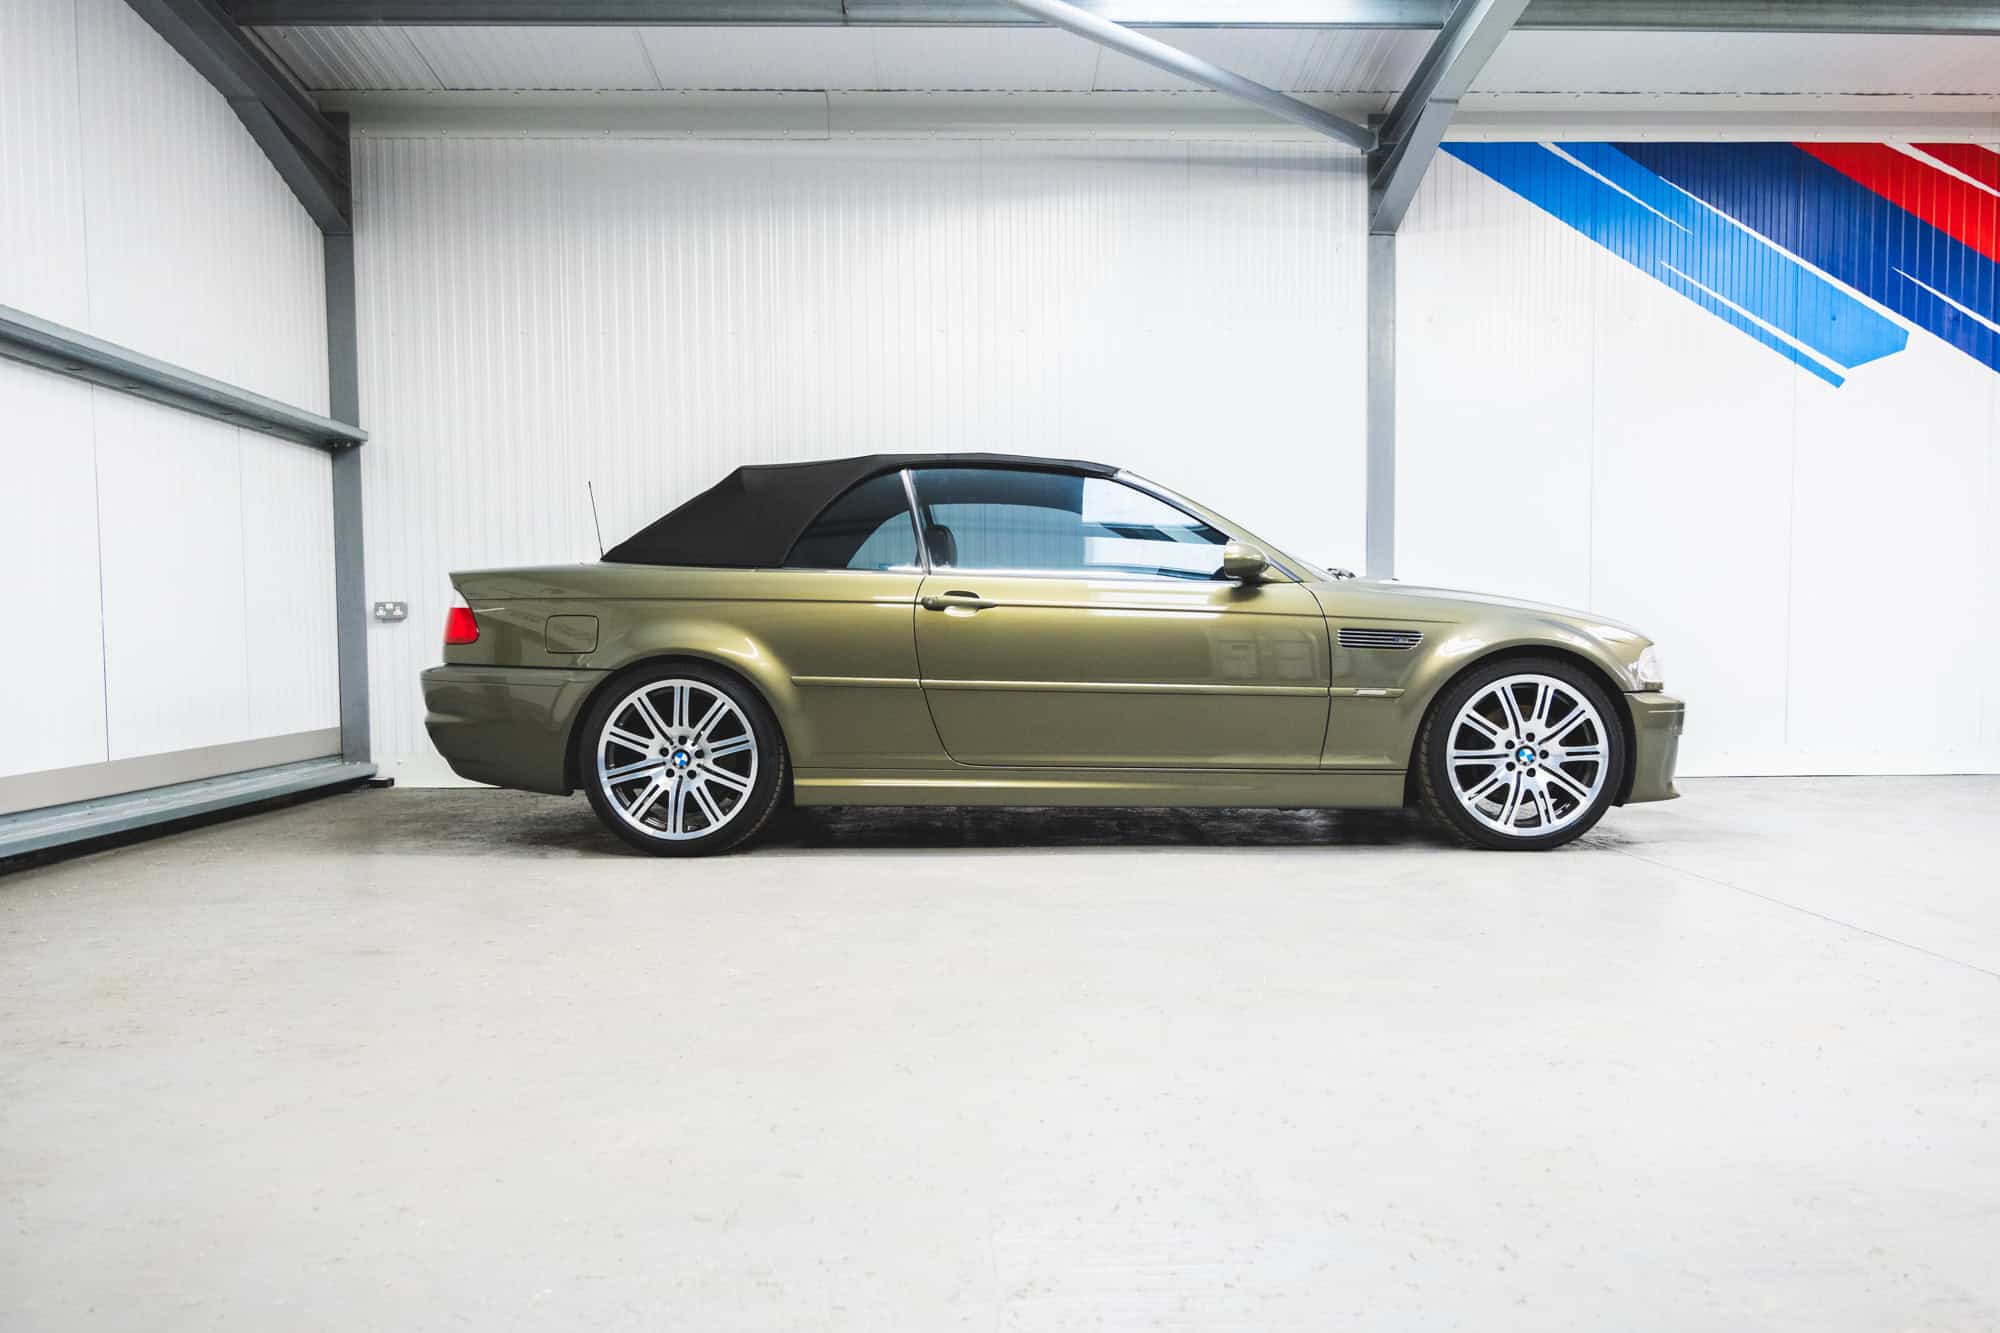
left=1619, top=142, right=2000, bottom=378
left=1912, top=142, right=2000, bottom=194
left=1797, top=143, right=2000, bottom=264
left=1443, top=141, right=2000, bottom=385
left=1440, top=141, right=1907, bottom=386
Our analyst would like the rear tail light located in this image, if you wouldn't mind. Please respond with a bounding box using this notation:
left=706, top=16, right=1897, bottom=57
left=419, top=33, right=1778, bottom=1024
left=443, top=590, right=480, bottom=646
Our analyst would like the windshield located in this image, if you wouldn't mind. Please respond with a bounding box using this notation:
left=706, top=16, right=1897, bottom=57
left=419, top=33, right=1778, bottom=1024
left=1114, top=472, right=1339, bottom=583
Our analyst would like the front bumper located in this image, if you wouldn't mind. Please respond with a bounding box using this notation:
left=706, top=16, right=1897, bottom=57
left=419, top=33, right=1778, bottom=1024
left=1623, top=691, right=1684, bottom=804
left=421, top=665, right=605, bottom=794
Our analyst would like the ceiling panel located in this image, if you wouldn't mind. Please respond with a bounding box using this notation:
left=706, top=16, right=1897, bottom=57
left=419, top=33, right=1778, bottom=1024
left=402, top=26, right=661, bottom=90
left=259, top=25, right=440, bottom=90
left=1292, top=28, right=1428, bottom=91
left=261, top=24, right=1420, bottom=94
left=867, top=27, right=1101, bottom=91
left=1091, top=29, right=1311, bottom=92
left=257, top=24, right=2000, bottom=98
left=636, top=26, right=879, bottom=89
left=1475, top=31, right=2000, bottom=95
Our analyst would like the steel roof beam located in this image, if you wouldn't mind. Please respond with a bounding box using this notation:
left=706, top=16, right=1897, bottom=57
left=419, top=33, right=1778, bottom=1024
left=1001, top=0, right=1376, bottom=150
left=123, top=0, right=352, bottom=232
left=219, top=0, right=2000, bottom=33
left=1369, top=0, right=1527, bottom=232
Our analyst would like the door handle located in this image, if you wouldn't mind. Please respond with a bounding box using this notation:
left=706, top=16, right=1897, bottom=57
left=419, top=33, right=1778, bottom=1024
left=921, top=591, right=995, bottom=612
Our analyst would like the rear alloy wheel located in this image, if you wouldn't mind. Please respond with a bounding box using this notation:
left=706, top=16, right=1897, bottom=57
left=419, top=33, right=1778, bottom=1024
left=579, top=665, right=787, bottom=856
left=1416, top=658, right=1623, bottom=850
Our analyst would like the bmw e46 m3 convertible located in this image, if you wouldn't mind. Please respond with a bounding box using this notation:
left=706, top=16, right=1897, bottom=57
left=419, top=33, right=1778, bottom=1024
left=422, top=454, right=1682, bottom=855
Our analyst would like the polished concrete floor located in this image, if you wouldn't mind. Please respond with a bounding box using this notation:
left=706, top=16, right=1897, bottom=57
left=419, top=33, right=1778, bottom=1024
left=3, top=778, right=1997, bottom=1332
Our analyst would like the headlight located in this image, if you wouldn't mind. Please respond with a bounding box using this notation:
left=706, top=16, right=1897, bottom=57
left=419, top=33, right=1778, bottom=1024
left=1633, top=643, right=1665, bottom=691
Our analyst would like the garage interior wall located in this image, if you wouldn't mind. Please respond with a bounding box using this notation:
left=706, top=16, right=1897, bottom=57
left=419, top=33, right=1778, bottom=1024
left=1399, top=145, right=2000, bottom=777
left=0, top=0, right=340, bottom=813
left=352, top=133, right=1367, bottom=785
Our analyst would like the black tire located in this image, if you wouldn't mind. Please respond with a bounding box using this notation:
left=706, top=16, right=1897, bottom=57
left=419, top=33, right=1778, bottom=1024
left=577, top=662, right=789, bottom=857
left=1415, top=655, right=1624, bottom=851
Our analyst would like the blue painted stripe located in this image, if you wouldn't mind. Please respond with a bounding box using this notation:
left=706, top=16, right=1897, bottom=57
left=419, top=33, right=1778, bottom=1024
left=1441, top=142, right=1909, bottom=386
left=1557, top=143, right=1909, bottom=374
left=1616, top=141, right=2000, bottom=376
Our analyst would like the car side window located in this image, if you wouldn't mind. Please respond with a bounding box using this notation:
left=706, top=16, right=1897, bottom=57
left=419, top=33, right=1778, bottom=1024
left=907, top=468, right=1229, bottom=580
left=785, top=472, right=921, bottom=571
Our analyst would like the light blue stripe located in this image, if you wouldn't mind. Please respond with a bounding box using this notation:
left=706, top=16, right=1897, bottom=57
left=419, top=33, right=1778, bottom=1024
left=1443, top=142, right=1909, bottom=386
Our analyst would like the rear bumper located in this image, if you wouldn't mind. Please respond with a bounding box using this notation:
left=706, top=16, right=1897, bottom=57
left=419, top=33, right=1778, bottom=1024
left=1623, top=691, right=1684, bottom=804
left=420, top=665, right=605, bottom=794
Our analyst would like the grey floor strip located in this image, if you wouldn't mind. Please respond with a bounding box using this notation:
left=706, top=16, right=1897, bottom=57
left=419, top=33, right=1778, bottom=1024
left=0, top=758, right=377, bottom=861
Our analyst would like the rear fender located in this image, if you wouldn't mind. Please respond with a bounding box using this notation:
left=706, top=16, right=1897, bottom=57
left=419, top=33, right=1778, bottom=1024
left=588, top=618, right=806, bottom=753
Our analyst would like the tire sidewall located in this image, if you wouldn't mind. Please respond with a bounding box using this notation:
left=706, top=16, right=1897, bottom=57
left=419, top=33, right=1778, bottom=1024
left=578, top=662, right=787, bottom=857
left=1422, top=656, right=1624, bottom=851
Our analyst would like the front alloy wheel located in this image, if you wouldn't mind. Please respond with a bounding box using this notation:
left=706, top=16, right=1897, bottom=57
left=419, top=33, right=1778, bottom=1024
left=578, top=665, right=787, bottom=856
left=1417, top=657, right=1624, bottom=850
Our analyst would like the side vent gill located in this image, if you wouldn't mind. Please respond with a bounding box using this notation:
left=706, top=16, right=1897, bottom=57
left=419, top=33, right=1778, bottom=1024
left=1338, top=627, right=1423, bottom=651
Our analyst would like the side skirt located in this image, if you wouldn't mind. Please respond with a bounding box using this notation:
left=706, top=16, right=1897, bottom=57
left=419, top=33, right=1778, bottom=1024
left=792, top=767, right=1407, bottom=810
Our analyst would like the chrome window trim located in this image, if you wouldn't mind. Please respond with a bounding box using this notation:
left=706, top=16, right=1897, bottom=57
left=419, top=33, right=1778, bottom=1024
left=781, top=467, right=930, bottom=573
left=898, top=467, right=933, bottom=574
left=904, top=464, right=1252, bottom=584
left=899, top=565, right=1227, bottom=587
left=1114, top=470, right=1310, bottom=584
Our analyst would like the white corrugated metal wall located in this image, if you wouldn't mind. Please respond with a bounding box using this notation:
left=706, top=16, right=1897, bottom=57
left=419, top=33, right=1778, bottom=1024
left=355, top=119, right=2000, bottom=786
left=353, top=134, right=1366, bottom=783
left=1398, top=148, right=2000, bottom=777
left=0, top=0, right=339, bottom=807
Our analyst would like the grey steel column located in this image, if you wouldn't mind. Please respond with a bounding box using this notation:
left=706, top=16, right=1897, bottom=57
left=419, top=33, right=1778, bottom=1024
left=325, top=178, right=369, bottom=763
left=1365, top=232, right=1396, bottom=579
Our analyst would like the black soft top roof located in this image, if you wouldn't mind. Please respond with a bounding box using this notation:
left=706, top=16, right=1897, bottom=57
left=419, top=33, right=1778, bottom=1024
left=602, top=452, right=1119, bottom=568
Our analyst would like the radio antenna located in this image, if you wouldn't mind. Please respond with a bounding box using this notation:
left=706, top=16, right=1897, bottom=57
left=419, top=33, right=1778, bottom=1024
left=587, top=480, right=605, bottom=557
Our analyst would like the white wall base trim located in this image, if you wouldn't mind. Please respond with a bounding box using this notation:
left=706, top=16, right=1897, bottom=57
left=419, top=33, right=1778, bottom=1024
left=0, top=728, right=342, bottom=818
left=0, top=757, right=375, bottom=861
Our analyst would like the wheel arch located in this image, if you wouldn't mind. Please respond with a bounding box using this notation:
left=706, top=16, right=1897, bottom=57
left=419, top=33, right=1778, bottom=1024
left=1400, top=644, right=1638, bottom=808
left=564, top=652, right=795, bottom=795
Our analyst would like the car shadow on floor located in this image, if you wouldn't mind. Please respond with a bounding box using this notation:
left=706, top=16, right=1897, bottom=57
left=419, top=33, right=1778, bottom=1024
left=363, top=790, right=1486, bottom=856
left=764, top=804, right=1459, bottom=851
left=365, top=790, right=1469, bottom=856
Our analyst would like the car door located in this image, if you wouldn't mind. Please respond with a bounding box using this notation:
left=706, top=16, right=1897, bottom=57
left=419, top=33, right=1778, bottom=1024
left=908, top=466, right=1329, bottom=768
left=771, top=469, right=942, bottom=768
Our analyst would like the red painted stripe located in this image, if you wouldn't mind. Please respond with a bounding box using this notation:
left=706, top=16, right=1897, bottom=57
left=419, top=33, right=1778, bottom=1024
left=1913, top=142, right=2000, bottom=193
left=1796, top=142, right=2000, bottom=264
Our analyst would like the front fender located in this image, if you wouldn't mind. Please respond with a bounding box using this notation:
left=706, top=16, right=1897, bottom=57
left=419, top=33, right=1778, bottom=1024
left=1320, top=610, right=1642, bottom=771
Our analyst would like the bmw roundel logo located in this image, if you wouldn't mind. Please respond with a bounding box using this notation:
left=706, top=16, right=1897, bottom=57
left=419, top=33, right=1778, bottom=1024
left=672, top=750, right=691, bottom=768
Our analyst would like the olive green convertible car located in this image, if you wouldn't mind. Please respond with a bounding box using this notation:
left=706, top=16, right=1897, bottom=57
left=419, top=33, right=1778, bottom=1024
left=422, top=454, right=1682, bottom=855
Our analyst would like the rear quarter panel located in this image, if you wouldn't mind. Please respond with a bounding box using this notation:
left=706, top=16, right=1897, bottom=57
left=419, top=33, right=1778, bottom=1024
left=450, top=565, right=945, bottom=769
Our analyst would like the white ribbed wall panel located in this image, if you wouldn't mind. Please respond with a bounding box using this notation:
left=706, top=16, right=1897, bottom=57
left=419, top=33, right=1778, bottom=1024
left=72, top=0, right=329, bottom=411
left=241, top=431, right=342, bottom=741
left=0, top=0, right=341, bottom=790
left=1398, top=151, right=2000, bottom=778
left=0, top=0, right=90, bottom=326
left=353, top=135, right=1364, bottom=779
left=0, top=0, right=329, bottom=413
left=94, top=396, right=340, bottom=760
left=0, top=365, right=340, bottom=780
left=0, top=361, right=107, bottom=779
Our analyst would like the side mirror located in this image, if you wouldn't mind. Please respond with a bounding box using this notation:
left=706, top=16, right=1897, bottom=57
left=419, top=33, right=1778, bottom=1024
left=1220, top=542, right=1270, bottom=583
